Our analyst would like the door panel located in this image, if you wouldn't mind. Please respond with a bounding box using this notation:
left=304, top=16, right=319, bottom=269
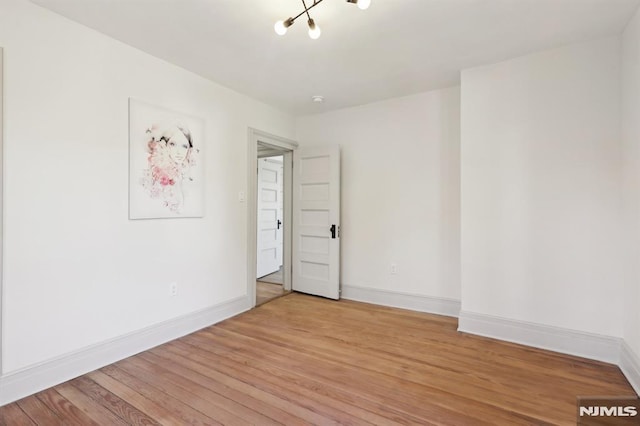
left=257, top=156, right=283, bottom=278
left=277, top=163, right=284, bottom=267
left=293, top=146, right=340, bottom=300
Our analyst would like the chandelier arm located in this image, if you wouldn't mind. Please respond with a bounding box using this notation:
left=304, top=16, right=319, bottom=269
left=291, top=8, right=307, bottom=21
left=301, top=0, right=312, bottom=20
left=307, top=0, right=325, bottom=13
left=291, top=0, right=324, bottom=22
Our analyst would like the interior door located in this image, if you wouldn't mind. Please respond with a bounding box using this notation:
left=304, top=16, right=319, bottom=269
left=277, top=163, right=284, bottom=267
left=257, top=157, right=283, bottom=278
left=292, top=145, right=341, bottom=299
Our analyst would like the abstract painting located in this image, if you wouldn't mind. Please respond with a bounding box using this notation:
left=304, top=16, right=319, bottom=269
left=129, top=99, right=205, bottom=219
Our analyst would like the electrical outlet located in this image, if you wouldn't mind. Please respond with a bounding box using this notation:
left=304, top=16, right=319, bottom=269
left=169, top=282, right=178, bottom=297
left=390, top=263, right=398, bottom=275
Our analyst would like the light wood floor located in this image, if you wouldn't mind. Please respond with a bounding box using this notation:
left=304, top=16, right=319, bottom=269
left=0, top=293, right=636, bottom=425
left=258, top=267, right=284, bottom=285
left=256, top=281, right=288, bottom=306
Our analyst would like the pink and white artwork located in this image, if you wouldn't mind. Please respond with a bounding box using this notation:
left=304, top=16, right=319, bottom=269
left=129, top=99, right=204, bottom=219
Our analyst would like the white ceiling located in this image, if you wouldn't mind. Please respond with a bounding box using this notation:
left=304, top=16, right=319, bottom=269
left=30, top=0, right=640, bottom=115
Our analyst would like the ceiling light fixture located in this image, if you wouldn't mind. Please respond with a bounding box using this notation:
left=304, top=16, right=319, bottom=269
left=307, top=18, right=321, bottom=39
left=346, top=0, right=371, bottom=10
left=275, top=0, right=370, bottom=39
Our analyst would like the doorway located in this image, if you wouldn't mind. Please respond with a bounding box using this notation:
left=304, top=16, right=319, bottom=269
left=0, top=48, right=4, bottom=374
left=246, top=129, right=297, bottom=308
left=256, top=154, right=287, bottom=305
left=247, top=129, right=342, bottom=306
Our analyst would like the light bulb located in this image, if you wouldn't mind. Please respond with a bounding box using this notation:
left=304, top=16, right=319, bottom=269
left=358, top=0, right=371, bottom=10
left=308, top=25, right=321, bottom=39
left=274, top=20, right=288, bottom=35
left=308, top=19, right=321, bottom=39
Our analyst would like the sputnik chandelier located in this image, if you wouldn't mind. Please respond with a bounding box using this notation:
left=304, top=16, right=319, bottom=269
left=274, top=0, right=371, bottom=40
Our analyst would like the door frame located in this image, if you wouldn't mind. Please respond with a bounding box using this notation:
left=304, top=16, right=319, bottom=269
left=256, top=155, right=284, bottom=278
left=247, top=128, right=297, bottom=308
left=0, top=48, right=5, bottom=375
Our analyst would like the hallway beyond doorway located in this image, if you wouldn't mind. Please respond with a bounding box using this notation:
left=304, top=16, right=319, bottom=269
left=257, top=266, right=288, bottom=306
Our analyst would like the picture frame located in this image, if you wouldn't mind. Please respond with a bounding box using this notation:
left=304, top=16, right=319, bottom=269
left=128, top=99, right=205, bottom=219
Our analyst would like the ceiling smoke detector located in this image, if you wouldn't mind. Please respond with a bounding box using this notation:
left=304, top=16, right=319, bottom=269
left=312, top=95, right=325, bottom=103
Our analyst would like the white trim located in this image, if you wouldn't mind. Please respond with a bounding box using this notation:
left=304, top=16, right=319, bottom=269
left=458, top=310, right=621, bottom=364
left=258, top=148, right=284, bottom=159
left=247, top=129, right=258, bottom=306
left=247, top=128, right=297, bottom=305
left=282, top=151, right=293, bottom=292
left=0, top=295, right=250, bottom=406
left=0, top=47, right=4, bottom=377
left=620, top=341, right=640, bottom=396
left=341, top=285, right=460, bottom=318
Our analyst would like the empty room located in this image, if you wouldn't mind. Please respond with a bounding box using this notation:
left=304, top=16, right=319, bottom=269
left=0, top=0, right=640, bottom=424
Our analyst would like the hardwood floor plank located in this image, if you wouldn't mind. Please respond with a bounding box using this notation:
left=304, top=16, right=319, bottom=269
left=16, top=395, right=61, bottom=426
left=160, top=340, right=393, bottom=425
left=239, top=295, right=635, bottom=395
left=86, top=370, right=190, bottom=425
left=143, top=348, right=310, bottom=425
left=171, top=339, right=456, bottom=426
left=68, top=376, right=161, bottom=425
left=190, top=326, right=542, bottom=425
left=0, top=293, right=635, bottom=425
left=258, top=267, right=284, bottom=285
left=115, top=355, right=269, bottom=425
left=258, top=296, right=629, bottom=389
left=221, top=311, right=601, bottom=412
left=256, top=281, right=287, bottom=306
left=55, top=381, right=131, bottom=426
left=36, top=388, right=100, bottom=426
left=100, top=365, right=222, bottom=426
left=136, top=351, right=287, bottom=425
left=0, top=402, right=36, bottom=426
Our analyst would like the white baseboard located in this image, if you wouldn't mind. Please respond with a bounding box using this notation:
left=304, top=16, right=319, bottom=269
left=620, top=340, right=640, bottom=396
left=458, top=310, right=621, bottom=364
left=1, top=291, right=635, bottom=406
left=341, top=285, right=460, bottom=318
left=0, top=295, right=251, bottom=406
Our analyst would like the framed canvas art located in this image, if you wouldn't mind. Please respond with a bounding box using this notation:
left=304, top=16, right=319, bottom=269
left=129, top=99, right=205, bottom=219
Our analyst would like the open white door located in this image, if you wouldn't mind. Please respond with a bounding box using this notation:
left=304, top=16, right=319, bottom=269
left=292, top=145, right=340, bottom=300
left=257, top=157, right=283, bottom=278
left=276, top=163, right=284, bottom=268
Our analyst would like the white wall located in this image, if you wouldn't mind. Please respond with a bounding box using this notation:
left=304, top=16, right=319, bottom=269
left=295, top=88, right=461, bottom=302
left=460, top=37, right=624, bottom=337
left=461, top=38, right=624, bottom=337
left=1, top=0, right=635, bottom=403
left=0, top=0, right=294, bottom=374
left=622, top=7, right=640, bottom=362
